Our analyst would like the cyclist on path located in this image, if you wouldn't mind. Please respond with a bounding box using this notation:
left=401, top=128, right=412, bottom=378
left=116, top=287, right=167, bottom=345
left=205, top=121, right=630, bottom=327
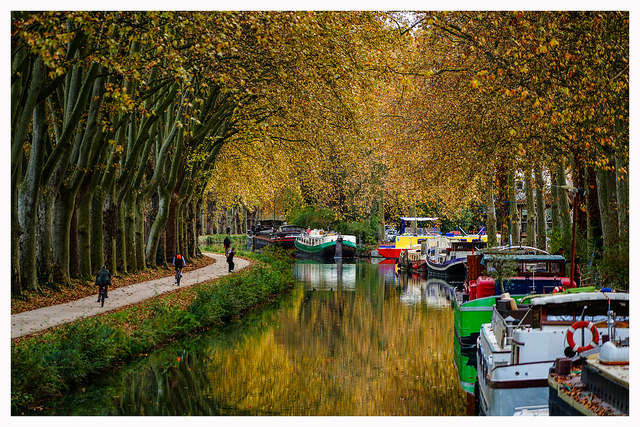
left=173, top=253, right=186, bottom=284
left=95, top=265, right=111, bottom=301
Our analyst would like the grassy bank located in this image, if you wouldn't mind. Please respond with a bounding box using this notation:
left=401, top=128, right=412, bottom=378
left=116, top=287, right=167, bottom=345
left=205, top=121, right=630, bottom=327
left=11, top=248, right=295, bottom=414
left=199, top=234, right=248, bottom=253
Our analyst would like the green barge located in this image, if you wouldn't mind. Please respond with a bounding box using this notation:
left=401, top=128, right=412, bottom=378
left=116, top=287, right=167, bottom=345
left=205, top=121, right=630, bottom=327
left=294, top=229, right=357, bottom=259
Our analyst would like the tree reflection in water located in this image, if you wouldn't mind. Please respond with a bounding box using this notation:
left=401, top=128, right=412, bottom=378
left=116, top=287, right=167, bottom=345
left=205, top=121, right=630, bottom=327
left=47, top=262, right=466, bottom=416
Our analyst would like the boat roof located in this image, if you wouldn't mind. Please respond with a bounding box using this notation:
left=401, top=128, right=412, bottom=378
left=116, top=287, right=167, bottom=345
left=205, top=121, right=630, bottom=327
left=531, top=291, right=629, bottom=306
left=399, top=217, right=439, bottom=221
left=482, top=254, right=565, bottom=262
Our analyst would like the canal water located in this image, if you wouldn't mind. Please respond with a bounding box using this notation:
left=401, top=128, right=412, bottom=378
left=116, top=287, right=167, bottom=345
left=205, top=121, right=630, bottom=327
left=42, top=260, right=467, bottom=416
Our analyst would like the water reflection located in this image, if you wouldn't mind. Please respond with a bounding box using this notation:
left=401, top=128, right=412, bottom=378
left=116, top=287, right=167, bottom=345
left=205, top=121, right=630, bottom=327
left=43, top=261, right=467, bottom=416
left=293, top=260, right=357, bottom=290
left=397, top=276, right=454, bottom=309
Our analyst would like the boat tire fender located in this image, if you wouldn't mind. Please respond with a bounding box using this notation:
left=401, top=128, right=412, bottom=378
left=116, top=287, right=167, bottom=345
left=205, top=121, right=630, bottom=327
left=566, top=320, right=599, bottom=353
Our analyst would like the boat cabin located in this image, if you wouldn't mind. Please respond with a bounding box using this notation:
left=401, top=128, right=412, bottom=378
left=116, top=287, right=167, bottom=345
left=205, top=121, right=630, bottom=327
left=528, top=292, right=629, bottom=331
left=447, top=240, right=486, bottom=258
left=275, top=225, right=305, bottom=236
left=487, top=292, right=629, bottom=361
left=482, top=254, right=567, bottom=277
left=466, top=254, right=575, bottom=299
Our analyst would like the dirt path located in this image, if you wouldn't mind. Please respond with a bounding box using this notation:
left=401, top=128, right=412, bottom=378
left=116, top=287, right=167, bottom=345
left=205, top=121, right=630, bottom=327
left=11, top=253, right=249, bottom=339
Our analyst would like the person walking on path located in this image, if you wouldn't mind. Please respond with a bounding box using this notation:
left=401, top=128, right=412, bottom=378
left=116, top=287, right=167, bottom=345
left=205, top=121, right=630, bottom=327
left=95, top=265, right=111, bottom=301
left=223, top=235, right=231, bottom=253
left=226, top=247, right=236, bottom=272
left=173, top=252, right=186, bottom=284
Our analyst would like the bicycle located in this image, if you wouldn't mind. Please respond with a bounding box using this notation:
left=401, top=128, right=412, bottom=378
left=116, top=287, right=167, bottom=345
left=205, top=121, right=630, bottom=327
left=175, top=269, right=182, bottom=286
left=98, top=286, right=107, bottom=307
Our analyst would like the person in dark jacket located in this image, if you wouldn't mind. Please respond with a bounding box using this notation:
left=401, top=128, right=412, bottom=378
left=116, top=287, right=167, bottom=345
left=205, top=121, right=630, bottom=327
left=173, top=253, right=186, bottom=284
left=95, top=265, right=111, bottom=301
left=223, top=235, right=231, bottom=253
left=226, top=247, right=236, bottom=272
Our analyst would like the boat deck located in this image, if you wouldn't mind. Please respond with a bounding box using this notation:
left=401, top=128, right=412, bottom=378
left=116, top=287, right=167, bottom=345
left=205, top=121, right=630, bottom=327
left=548, top=354, right=628, bottom=416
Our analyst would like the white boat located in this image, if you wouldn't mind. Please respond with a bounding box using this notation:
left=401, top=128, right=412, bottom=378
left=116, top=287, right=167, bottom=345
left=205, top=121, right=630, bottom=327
left=476, top=291, right=629, bottom=416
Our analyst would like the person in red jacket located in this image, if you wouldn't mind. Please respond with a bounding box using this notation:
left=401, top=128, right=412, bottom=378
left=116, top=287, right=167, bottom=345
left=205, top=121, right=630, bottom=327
left=173, top=253, right=186, bottom=284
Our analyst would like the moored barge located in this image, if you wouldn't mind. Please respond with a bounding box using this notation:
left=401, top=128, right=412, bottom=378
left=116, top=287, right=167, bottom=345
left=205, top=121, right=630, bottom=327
left=476, top=291, right=629, bottom=416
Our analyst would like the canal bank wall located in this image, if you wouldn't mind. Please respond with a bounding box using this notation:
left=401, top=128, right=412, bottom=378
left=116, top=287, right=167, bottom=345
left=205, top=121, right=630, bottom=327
left=11, top=252, right=296, bottom=415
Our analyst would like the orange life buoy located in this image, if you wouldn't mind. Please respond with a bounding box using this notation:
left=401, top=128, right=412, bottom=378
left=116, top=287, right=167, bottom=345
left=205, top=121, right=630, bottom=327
left=566, top=320, right=599, bottom=353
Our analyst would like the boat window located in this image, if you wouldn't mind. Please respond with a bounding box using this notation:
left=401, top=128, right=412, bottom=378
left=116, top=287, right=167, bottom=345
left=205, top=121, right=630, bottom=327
left=545, top=313, right=629, bottom=323
left=543, top=301, right=630, bottom=323
left=522, top=262, right=549, bottom=273
left=545, top=314, right=575, bottom=322
left=549, top=263, right=561, bottom=273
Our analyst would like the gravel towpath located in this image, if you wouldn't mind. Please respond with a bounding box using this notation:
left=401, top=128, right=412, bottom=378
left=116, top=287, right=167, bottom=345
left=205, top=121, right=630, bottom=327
left=11, top=253, right=249, bottom=339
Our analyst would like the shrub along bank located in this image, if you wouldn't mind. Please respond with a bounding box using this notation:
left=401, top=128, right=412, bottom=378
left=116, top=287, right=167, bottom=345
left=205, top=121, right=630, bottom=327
left=11, top=248, right=295, bottom=414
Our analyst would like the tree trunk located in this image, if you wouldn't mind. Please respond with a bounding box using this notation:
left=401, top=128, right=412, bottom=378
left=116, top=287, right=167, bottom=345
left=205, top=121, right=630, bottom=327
left=53, top=188, right=75, bottom=285
left=571, top=154, right=588, bottom=236
left=509, top=173, right=521, bottom=246
left=194, top=199, right=202, bottom=257
left=36, top=187, right=55, bottom=285
left=585, top=164, right=602, bottom=250
left=555, top=161, right=571, bottom=230
left=535, top=165, right=547, bottom=251
left=135, top=196, right=146, bottom=270
left=596, top=167, right=619, bottom=251
left=231, top=207, right=238, bottom=234
left=241, top=205, right=247, bottom=234
left=494, top=170, right=508, bottom=246
left=101, top=191, right=119, bottom=274
left=146, top=187, right=172, bottom=266
left=614, top=152, right=629, bottom=242
left=485, top=174, right=498, bottom=247
left=524, top=168, right=536, bottom=247
left=165, top=192, right=179, bottom=260
left=377, top=189, right=385, bottom=242
left=17, top=99, right=47, bottom=291
left=35, top=151, right=73, bottom=287
left=17, top=180, right=40, bottom=291
left=181, top=205, right=187, bottom=257
left=90, top=188, right=105, bottom=272
left=11, top=184, right=22, bottom=294
left=409, top=205, right=417, bottom=234
left=177, top=202, right=185, bottom=258
left=76, top=188, right=93, bottom=277
left=124, top=196, right=137, bottom=271
left=69, top=201, right=80, bottom=278
left=115, top=201, right=127, bottom=273
left=550, top=168, right=559, bottom=232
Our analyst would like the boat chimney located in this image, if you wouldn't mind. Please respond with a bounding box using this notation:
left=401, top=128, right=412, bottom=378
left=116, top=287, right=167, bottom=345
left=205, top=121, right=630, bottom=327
left=607, top=309, right=617, bottom=343
left=335, top=235, right=343, bottom=259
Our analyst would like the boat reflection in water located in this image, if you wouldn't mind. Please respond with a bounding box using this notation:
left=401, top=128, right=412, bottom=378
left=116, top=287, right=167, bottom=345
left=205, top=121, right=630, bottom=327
left=396, top=273, right=454, bottom=309
left=293, top=260, right=357, bottom=291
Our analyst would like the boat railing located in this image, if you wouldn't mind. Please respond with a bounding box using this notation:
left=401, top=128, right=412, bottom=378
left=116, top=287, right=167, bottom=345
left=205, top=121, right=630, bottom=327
left=482, top=245, right=550, bottom=256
